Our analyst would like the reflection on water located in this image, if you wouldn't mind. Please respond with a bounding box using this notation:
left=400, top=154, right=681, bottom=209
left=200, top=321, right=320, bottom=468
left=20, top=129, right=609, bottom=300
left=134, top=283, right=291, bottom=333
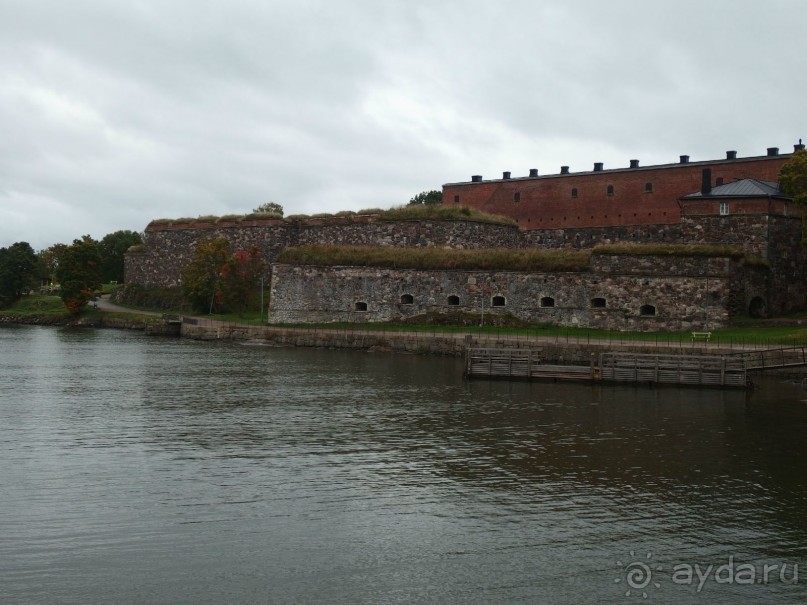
left=1, top=325, right=807, bottom=604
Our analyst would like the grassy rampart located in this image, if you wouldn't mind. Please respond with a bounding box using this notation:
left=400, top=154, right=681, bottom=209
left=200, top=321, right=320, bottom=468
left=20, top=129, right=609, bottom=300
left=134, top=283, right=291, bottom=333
left=277, top=245, right=592, bottom=272
left=147, top=204, right=516, bottom=229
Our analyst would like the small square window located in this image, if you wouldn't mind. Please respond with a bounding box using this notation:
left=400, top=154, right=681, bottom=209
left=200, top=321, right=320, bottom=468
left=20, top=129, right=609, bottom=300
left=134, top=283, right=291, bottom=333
left=719, top=202, right=729, bottom=216
left=453, top=195, right=460, bottom=204
left=644, top=182, right=653, bottom=193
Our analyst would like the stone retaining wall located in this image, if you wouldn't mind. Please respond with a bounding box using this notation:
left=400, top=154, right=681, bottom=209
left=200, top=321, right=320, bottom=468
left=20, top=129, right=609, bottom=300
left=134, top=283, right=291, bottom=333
left=178, top=321, right=744, bottom=363
left=126, top=219, right=520, bottom=287
left=268, top=253, right=752, bottom=331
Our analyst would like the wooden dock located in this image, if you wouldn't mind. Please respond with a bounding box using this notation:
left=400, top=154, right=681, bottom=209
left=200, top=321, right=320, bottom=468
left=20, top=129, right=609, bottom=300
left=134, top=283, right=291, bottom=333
left=464, top=346, right=807, bottom=388
left=465, top=348, right=594, bottom=382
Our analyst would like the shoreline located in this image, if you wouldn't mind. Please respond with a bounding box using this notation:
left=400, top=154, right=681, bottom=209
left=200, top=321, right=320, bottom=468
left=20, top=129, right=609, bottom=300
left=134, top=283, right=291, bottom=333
left=4, top=311, right=807, bottom=379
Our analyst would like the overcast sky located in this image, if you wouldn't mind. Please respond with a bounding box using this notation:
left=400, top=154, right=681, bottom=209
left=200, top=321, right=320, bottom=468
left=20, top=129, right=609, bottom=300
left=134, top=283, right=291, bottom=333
left=1, top=0, right=805, bottom=250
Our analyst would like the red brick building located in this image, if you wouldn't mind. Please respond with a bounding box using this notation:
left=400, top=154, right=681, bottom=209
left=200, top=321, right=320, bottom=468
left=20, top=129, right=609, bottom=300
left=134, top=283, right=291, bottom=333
left=442, top=143, right=805, bottom=228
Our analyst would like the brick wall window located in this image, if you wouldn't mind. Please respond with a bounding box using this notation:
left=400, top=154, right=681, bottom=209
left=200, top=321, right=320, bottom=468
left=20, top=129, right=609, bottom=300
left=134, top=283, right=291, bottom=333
left=644, top=182, right=653, bottom=193
left=513, top=192, right=521, bottom=203
left=719, top=202, right=729, bottom=216
left=571, top=188, right=578, bottom=198
left=607, top=185, right=614, bottom=196
left=453, top=194, right=460, bottom=204
left=716, top=177, right=724, bottom=186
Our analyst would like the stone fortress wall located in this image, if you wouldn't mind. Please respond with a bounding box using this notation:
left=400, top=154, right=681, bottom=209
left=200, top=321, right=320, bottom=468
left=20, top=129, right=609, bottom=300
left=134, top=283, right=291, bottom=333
left=125, top=218, right=521, bottom=288
left=124, top=141, right=807, bottom=330
left=269, top=256, right=770, bottom=331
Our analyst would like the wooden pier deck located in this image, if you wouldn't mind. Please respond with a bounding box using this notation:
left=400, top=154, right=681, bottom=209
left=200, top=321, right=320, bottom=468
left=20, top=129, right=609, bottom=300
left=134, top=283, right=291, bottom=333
left=465, top=345, right=807, bottom=388
left=464, top=348, right=595, bottom=382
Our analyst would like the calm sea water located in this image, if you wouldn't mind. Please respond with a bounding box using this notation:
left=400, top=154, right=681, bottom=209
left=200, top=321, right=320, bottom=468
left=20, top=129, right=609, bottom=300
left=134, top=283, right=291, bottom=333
left=2, top=325, right=807, bottom=604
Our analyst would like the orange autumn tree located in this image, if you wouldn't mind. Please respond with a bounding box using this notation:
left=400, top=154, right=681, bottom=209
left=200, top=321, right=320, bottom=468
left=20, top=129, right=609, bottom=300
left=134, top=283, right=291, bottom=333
left=219, top=247, right=265, bottom=317
left=181, top=239, right=265, bottom=315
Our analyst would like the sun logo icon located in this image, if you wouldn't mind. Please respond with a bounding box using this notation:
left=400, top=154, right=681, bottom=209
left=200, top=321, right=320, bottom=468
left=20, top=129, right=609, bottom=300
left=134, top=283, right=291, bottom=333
left=615, top=551, right=662, bottom=598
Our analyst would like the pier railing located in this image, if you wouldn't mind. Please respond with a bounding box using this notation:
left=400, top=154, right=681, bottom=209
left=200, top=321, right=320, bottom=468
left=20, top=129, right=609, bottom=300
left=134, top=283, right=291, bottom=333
left=728, top=345, right=807, bottom=371
left=599, top=352, right=748, bottom=387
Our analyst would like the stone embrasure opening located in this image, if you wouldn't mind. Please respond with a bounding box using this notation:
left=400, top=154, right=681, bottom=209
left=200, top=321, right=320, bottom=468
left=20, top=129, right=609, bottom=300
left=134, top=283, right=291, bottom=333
left=640, top=304, right=657, bottom=316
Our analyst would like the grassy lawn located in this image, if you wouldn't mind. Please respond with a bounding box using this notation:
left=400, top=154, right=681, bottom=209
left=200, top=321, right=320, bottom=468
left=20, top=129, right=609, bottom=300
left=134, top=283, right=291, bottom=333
left=4, top=294, right=70, bottom=317
left=264, top=320, right=807, bottom=346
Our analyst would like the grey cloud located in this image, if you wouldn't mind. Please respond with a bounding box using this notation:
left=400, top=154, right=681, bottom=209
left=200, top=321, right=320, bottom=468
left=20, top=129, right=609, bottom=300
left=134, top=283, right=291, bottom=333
left=0, top=0, right=805, bottom=250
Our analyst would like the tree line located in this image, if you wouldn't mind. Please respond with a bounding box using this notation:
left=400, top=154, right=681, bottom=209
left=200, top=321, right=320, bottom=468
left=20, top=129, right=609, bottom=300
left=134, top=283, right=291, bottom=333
left=0, top=230, right=142, bottom=313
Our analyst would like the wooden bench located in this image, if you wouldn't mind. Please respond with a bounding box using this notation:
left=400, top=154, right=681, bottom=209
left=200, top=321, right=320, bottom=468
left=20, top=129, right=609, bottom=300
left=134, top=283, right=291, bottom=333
left=691, top=331, right=711, bottom=342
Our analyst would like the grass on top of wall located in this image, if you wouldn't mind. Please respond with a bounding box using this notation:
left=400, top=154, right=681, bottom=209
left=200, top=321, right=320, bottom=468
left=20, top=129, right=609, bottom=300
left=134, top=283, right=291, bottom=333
left=593, top=242, right=735, bottom=257
left=277, top=245, right=592, bottom=272
left=374, top=204, right=516, bottom=225
left=148, top=204, right=516, bottom=229
left=592, top=242, right=748, bottom=256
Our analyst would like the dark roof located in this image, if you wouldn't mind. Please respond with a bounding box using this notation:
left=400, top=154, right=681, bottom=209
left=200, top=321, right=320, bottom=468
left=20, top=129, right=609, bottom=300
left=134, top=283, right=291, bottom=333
left=681, top=179, right=790, bottom=199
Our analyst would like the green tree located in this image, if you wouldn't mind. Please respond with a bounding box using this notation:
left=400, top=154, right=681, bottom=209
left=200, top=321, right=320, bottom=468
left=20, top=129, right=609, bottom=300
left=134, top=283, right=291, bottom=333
left=407, top=190, right=443, bottom=206
left=253, top=201, right=284, bottom=217
left=38, top=243, right=67, bottom=289
left=0, top=241, right=38, bottom=307
left=54, top=236, right=102, bottom=314
left=779, top=149, right=807, bottom=242
left=181, top=238, right=232, bottom=313
left=219, top=247, right=266, bottom=316
left=99, top=230, right=143, bottom=283
left=780, top=149, right=807, bottom=205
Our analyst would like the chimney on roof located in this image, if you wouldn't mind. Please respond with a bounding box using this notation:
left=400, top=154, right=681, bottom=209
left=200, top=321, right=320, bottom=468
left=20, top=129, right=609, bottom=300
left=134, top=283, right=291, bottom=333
left=680, top=155, right=690, bottom=164
left=529, top=168, right=539, bottom=177
left=795, top=139, right=805, bottom=152
left=560, top=166, right=570, bottom=174
left=726, top=150, right=737, bottom=160
left=767, top=147, right=779, bottom=156
left=629, top=159, right=640, bottom=168
left=471, top=175, right=483, bottom=183
left=593, top=162, right=604, bottom=171
left=701, top=168, right=712, bottom=196
left=502, top=171, right=511, bottom=179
